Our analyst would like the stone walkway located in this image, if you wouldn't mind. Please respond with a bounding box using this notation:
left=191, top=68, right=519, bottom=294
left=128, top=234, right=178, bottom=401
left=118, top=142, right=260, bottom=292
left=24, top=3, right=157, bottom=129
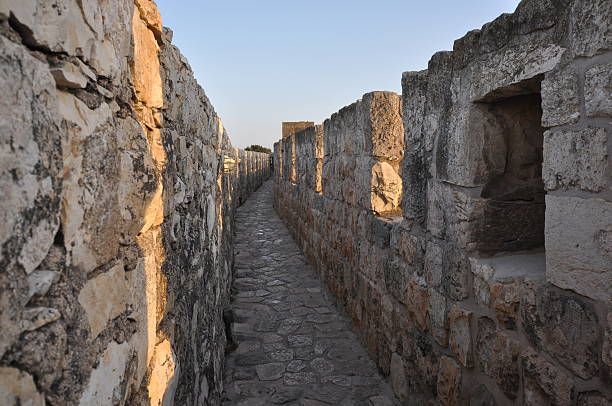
left=222, top=181, right=398, bottom=406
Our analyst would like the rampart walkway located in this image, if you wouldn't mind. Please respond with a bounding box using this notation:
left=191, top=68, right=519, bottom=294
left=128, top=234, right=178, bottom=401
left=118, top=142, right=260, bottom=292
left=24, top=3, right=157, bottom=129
left=222, top=181, right=398, bottom=405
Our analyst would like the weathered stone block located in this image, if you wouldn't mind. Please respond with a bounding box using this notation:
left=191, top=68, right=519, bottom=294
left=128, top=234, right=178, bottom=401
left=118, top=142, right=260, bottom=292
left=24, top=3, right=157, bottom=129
left=541, top=68, right=580, bottom=126
left=435, top=103, right=505, bottom=187
left=570, top=0, right=612, bottom=57
left=585, top=63, right=612, bottom=117
left=371, top=161, right=403, bottom=215
left=362, top=92, right=404, bottom=160
left=406, top=277, right=429, bottom=331
left=0, top=36, right=62, bottom=277
left=521, top=285, right=600, bottom=379
left=414, top=335, right=440, bottom=397
left=391, top=222, right=419, bottom=265
left=428, top=289, right=448, bottom=347
left=545, top=195, right=612, bottom=303
left=470, top=253, right=545, bottom=329
left=0, top=367, right=45, bottom=406
left=390, top=353, right=409, bottom=401
left=476, top=317, right=520, bottom=400
left=448, top=305, right=473, bottom=367
left=469, top=44, right=565, bottom=109
left=424, top=241, right=443, bottom=288
left=78, top=262, right=130, bottom=339
left=543, top=127, right=608, bottom=192
left=437, top=356, right=461, bottom=406
left=78, top=340, right=132, bottom=405
left=521, top=348, right=574, bottom=406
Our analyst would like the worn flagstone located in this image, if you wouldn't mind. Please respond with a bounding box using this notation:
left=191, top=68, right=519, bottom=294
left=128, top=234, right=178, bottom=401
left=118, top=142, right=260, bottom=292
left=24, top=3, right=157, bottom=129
left=222, top=181, right=398, bottom=406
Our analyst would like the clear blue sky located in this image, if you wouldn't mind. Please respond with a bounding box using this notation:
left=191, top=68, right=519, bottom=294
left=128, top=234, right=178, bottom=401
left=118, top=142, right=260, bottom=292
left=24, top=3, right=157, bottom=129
left=156, top=0, right=521, bottom=149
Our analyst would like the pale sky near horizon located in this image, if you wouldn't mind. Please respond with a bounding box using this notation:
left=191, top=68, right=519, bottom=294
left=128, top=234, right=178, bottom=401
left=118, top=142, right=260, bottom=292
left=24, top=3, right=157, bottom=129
left=156, top=0, right=521, bottom=149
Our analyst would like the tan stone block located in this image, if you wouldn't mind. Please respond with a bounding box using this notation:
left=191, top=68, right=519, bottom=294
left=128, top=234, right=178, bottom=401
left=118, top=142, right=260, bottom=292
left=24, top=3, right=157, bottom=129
left=134, top=0, right=163, bottom=37
left=362, top=92, right=404, bottom=160
left=78, top=263, right=130, bottom=339
left=371, top=161, right=403, bottom=215
left=78, top=341, right=131, bottom=406
left=132, top=5, right=163, bottom=109
left=50, top=61, right=89, bottom=89
left=0, top=367, right=45, bottom=406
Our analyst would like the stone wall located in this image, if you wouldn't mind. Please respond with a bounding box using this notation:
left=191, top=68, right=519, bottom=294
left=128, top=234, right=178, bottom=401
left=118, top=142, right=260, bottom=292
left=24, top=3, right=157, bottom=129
left=273, top=0, right=611, bottom=404
left=0, top=1, right=270, bottom=405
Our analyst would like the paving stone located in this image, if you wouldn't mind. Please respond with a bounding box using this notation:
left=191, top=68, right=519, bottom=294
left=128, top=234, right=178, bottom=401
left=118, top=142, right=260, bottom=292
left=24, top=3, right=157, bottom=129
left=256, top=363, right=286, bottom=381
left=288, top=335, right=314, bottom=347
left=221, top=181, right=398, bottom=404
left=284, top=372, right=317, bottom=386
left=269, top=349, right=295, bottom=362
left=310, top=358, right=335, bottom=375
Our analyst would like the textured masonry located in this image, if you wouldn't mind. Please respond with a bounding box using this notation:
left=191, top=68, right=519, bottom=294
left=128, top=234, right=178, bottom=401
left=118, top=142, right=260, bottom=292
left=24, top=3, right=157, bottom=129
left=0, top=1, right=269, bottom=405
left=274, top=0, right=612, bottom=404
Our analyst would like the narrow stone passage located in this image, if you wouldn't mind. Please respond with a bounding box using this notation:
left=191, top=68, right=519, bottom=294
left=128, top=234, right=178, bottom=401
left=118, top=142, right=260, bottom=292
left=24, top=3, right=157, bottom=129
left=222, top=181, right=399, bottom=405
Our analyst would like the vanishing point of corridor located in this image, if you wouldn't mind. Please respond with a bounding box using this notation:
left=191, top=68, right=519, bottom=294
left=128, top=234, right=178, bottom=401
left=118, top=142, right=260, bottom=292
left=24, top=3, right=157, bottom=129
left=222, top=181, right=399, bottom=405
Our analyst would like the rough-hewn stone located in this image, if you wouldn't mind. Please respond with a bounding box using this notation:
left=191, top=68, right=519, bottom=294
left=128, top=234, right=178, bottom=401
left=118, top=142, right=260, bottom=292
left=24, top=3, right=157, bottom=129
left=0, top=1, right=270, bottom=405
left=521, top=286, right=600, bottom=379
left=448, top=305, right=473, bottom=367
left=437, top=356, right=461, bottom=406
left=476, top=317, right=520, bottom=400
left=0, top=367, right=45, bottom=406
left=585, top=63, right=612, bottom=117
left=545, top=196, right=612, bottom=303
left=521, top=349, right=575, bottom=406
left=541, top=68, right=580, bottom=127
left=543, top=127, right=608, bottom=193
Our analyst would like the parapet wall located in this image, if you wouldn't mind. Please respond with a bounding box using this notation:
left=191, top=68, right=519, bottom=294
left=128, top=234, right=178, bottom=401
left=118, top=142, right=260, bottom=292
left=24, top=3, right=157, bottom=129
left=0, top=1, right=269, bottom=405
left=274, top=0, right=611, bottom=404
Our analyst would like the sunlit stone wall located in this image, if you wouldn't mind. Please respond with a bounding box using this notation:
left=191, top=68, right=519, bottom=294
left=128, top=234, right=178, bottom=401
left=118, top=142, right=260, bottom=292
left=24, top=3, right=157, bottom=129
left=0, top=1, right=270, bottom=405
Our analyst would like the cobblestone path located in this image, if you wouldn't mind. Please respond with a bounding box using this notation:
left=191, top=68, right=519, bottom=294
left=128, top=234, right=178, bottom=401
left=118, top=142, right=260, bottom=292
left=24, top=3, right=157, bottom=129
left=222, top=181, right=398, bottom=406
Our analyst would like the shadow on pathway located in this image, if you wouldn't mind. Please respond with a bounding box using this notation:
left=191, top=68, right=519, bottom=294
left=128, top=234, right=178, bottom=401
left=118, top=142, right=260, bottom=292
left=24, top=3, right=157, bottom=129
left=222, top=180, right=399, bottom=406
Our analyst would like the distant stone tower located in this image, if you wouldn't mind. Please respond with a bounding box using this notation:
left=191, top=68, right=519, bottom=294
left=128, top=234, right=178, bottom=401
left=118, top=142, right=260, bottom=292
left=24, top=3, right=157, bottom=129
left=282, top=121, right=314, bottom=138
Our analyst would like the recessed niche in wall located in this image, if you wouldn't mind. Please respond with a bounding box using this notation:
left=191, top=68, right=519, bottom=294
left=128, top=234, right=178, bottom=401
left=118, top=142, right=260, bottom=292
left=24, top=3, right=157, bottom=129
left=472, top=77, right=546, bottom=254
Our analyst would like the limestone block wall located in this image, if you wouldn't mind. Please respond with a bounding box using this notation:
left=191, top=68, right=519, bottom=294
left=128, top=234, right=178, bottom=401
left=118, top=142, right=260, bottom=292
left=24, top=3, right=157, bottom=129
left=273, top=0, right=611, bottom=404
left=0, top=1, right=270, bottom=405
